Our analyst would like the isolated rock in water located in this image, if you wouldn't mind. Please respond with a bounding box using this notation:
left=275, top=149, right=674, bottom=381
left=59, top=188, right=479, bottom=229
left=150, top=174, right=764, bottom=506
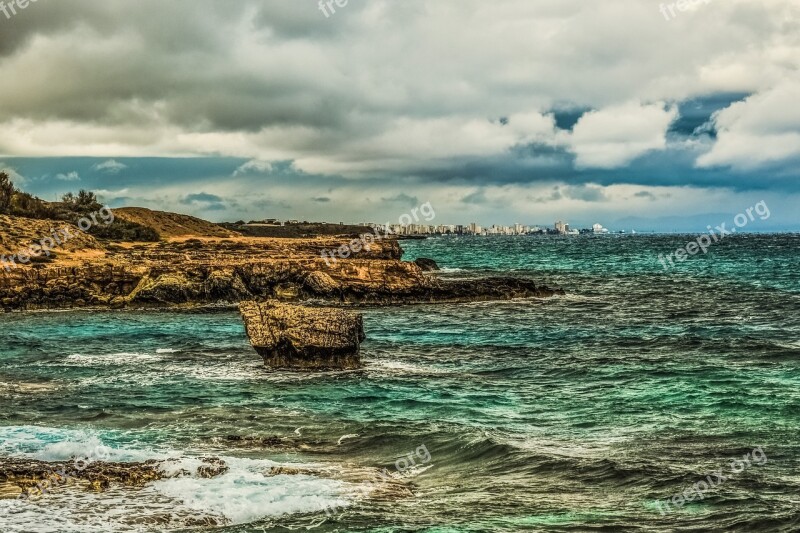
left=239, top=300, right=365, bottom=370
left=414, top=258, right=440, bottom=272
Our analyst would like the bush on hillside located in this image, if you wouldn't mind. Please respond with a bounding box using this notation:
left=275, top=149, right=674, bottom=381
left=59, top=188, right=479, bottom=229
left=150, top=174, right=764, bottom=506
left=0, top=172, right=159, bottom=242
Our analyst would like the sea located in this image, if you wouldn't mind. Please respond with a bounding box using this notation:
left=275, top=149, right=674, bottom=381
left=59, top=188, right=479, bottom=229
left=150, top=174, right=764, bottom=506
left=1, top=234, right=799, bottom=532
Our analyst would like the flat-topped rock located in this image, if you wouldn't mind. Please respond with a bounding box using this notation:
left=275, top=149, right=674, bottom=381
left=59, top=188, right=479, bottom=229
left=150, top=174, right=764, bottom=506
left=239, top=300, right=365, bottom=370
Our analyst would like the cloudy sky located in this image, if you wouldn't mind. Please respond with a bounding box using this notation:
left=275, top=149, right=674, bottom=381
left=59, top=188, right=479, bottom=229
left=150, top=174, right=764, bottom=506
left=1, top=0, right=798, bottom=230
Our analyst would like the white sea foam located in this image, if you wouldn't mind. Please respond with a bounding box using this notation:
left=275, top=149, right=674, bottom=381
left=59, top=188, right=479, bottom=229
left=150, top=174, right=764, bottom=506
left=155, top=348, right=179, bottom=354
left=775, top=340, right=800, bottom=349
left=397, top=463, right=434, bottom=478
left=3, top=470, right=350, bottom=532
left=0, top=426, right=353, bottom=532
left=153, top=459, right=349, bottom=525
left=337, top=434, right=360, bottom=445
left=550, top=293, right=604, bottom=302
left=0, top=426, right=164, bottom=463
left=62, top=352, right=160, bottom=367
left=504, top=435, right=632, bottom=458
left=157, top=362, right=263, bottom=382
left=0, top=381, right=59, bottom=394
left=369, top=360, right=452, bottom=375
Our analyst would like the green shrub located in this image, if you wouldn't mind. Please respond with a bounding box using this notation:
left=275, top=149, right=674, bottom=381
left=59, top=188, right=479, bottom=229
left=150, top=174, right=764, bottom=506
left=0, top=174, right=159, bottom=242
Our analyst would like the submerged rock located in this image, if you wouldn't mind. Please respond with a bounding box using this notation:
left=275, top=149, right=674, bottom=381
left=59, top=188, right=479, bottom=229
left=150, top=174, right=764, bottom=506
left=414, top=257, right=440, bottom=271
left=217, top=435, right=308, bottom=450
left=0, top=482, right=22, bottom=499
left=196, top=457, right=229, bottom=479
left=427, top=276, right=563, bottom=302
left=0, top=458, right=164, bottom=498
left=239, top=300, right=365, bottom=370
left=1, top=457, right=231, bottom=499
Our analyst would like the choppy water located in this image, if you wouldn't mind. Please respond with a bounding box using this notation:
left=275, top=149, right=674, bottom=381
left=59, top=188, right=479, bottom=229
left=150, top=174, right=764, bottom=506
left=1, top=234, right=799, bottom=532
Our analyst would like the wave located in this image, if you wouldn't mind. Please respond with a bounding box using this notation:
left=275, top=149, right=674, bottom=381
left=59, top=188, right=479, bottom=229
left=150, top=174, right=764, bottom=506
left=152, top=456, right=349, bottom=525
left=0, top=381, right=60, bottom=394
left=61, top=352, right=161, bottom=367
left=367, top=360, right=455, bottom=376
left=0, top=426, right=353, bottom=532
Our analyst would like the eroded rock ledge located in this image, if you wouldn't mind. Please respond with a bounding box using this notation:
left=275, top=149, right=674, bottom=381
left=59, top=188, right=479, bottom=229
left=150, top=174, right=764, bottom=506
left=0, top=457, right=230, bottom=500
left=240, top=300, right=365, bottom=370
left=1, top=458, right=161, bottom=498
left=0, top=235, right=563, bottom=311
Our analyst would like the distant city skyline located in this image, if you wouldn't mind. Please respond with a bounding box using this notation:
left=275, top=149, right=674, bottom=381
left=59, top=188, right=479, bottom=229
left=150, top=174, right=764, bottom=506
left=241, top=215, right=791, bottom=235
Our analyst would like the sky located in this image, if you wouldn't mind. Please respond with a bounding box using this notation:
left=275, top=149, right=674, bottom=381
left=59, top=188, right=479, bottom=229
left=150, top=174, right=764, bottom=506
left=0, top=0, right=798, bottom=231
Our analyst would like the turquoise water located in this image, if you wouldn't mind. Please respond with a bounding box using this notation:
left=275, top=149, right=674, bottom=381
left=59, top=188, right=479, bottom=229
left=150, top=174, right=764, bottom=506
left=1, top=234, right=799, bottom=531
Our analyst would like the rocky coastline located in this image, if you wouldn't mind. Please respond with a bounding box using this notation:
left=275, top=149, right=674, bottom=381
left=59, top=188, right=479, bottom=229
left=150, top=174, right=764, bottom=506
left=1, top=230, right=562, bottom=312
left=1, top=214, right=564, bottom=369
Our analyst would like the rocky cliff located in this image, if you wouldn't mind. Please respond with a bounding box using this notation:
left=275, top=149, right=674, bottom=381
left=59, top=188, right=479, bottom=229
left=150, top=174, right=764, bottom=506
left=0, top=230, right=563, bottom=311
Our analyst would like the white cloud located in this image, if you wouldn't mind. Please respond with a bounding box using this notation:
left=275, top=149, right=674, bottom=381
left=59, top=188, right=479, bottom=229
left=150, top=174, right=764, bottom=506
left=0, top=0, right=795, bottom=179
left=94, top=188, right=130, bottom=198
left=697, top=80, right=800, bottom=169
left=565, top=102, right=678, bottom=168
left=55, top=171, right=81, bottom=181
left=93, top=159, right=128, bottom=174
left=233, top=159, right=274, bottom=176
left=294, top=112, right=557, bottom=175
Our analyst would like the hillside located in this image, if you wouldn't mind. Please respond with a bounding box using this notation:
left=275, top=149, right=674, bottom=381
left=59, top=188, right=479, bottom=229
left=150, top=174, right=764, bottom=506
left=115, top=208, right=240, bottom=239
left=0, top=214, right=105, bottom=265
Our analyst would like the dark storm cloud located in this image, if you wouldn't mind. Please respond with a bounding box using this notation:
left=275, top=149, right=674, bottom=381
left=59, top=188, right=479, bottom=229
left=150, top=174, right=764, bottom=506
left=0, top=1, right=797, bottom=228
left=251, top=0, right=360, bottom=39
left=181, top=193, right=224, bottom=204
left=551, top=107, right=591, bottom=131
left=633, top=191, right=657, bottom=201
left=668, top=93, right=751, bottom=137
left=181, top=193, right=226, bottom=211
left=0, top=0, right=348, bottom=131
left=462, top=190, right=488, bottom=205
left=562, top=185, right=607, bottom=202
left=401, top=128, right=800, bottom=193
left=381, top=193, right=419, bottom=208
